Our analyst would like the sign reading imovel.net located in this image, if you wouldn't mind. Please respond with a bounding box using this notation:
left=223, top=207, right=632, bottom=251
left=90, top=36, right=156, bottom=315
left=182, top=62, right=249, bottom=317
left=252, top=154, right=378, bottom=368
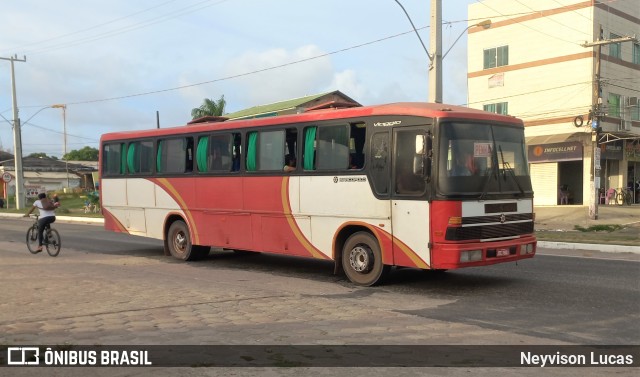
left=528, top=142, right=583, bottom=163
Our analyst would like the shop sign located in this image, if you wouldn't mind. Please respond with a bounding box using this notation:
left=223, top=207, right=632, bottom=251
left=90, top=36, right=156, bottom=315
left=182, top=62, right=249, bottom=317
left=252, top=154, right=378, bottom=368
left=600, top=142, right=623, bottom=160
left=528, top=141, right=583, bottom=163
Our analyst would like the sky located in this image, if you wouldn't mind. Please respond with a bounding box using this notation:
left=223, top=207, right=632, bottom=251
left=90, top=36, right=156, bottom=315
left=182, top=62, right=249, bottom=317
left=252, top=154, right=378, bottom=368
left=0, top=0, right=484, bottom=158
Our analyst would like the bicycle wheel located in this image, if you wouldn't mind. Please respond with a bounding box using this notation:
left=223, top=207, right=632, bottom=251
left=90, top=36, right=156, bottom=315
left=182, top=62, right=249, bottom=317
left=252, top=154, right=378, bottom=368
left=616, top=192, right=624, bottom=206
left=26, top=225, right=40, bottom=254
left=45, top=229, right=62, bottom=257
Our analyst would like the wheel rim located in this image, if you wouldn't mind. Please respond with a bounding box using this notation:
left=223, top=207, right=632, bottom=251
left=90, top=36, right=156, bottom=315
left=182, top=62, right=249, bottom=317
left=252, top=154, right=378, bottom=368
left=46, top=229, right=61, bottom=256
left=26, top=227, right=40, bottom=254
left=349, top=244, right=373, bottom=273
left=174, top=231, right=187, bottom=253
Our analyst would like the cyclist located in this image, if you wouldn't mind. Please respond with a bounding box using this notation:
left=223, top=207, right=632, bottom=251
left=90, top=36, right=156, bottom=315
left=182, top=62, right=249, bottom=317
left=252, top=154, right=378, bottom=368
left=23, top=193, right=59, bottom=253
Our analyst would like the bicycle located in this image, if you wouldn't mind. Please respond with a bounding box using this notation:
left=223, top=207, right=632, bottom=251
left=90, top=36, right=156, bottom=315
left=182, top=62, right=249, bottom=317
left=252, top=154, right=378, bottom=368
left=26, top=215, right=62, bottom=257
left=615, top=187, right=633, bottom=206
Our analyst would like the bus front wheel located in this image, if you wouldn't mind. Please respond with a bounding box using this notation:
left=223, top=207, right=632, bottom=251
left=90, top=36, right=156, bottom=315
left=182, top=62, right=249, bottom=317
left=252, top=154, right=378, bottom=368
left=167, top=220, right=209, bottom=261
left=342, top=232, right=389, bottom=286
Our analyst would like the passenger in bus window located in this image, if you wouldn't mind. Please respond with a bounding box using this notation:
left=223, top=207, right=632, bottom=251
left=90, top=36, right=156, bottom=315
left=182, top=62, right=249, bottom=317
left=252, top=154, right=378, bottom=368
left=232, top=140, right=241, bottom=172
left=452, top=152, right=477, bottom=176
left=349, top=153, right=363, bottom=169
left=284, top=154, right=296, bottom=172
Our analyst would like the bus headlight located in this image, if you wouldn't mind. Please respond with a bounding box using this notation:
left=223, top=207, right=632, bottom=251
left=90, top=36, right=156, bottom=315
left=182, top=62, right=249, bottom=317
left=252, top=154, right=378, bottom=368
left=521, top=243, right=534, bottom=255
left=460, top=250, right=482, bottom=263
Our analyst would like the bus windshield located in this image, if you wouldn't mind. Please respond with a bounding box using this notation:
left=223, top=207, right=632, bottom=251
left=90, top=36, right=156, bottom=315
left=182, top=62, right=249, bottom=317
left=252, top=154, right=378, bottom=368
left=437, top=121, right=532, bottom=198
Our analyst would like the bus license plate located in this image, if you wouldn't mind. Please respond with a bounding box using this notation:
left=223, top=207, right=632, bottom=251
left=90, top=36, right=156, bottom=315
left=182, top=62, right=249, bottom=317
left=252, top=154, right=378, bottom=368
left=497, top=248, right=509, bottom=257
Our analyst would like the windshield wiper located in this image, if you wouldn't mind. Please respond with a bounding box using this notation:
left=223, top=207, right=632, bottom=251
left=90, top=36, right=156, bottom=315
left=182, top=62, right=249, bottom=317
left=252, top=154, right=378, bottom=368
left=479, top=150, right=498, bottom=200
left=498, top=145, right=525, bottom=195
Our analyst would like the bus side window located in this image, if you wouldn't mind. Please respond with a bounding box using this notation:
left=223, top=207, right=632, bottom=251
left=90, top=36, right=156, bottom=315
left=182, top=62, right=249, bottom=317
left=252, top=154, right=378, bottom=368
left=157, top=138, right=190, bottom=174
left=370, top=132, right=389, bottom=195
left=126, top=140, right=153, bottom=174
left=232, top=133, right=241, bottom=172
left=185, top=138, right=194, bottom=172
left=283, top=128, right=297, bottom=172
left=103, top=143, right=124, bottom=176
left=316, top=125, right=349, bottom=170
left=303, top=126, right=317, bottom=171
left=349, top=123, right=366, bottom=169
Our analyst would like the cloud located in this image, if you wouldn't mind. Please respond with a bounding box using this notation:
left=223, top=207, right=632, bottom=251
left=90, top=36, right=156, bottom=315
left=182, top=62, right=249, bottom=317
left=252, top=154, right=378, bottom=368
left=221, top=45, right=334, bottom=109
left=325, top=69, right=367, bottom=103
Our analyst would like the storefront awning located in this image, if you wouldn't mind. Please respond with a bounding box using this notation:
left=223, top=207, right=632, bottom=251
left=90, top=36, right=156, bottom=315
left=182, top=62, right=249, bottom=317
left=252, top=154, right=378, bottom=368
left=526, top=132, right=588, bottom=146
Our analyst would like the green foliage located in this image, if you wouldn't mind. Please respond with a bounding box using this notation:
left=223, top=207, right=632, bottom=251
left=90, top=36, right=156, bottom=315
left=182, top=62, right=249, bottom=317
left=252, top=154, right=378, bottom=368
left=191, top=95, right=226, bottom=119
left=574, top=224, right=623, bottom=232
left=62, top=146, right=98, bottom=161
left=27, top=152, right=58, bottom=160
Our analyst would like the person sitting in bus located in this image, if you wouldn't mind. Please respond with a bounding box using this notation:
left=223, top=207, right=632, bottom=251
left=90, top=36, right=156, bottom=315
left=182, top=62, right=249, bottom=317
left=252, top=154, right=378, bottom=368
left=452, top=152, right=477, bottom=176
left=284, top=154, right=296, bottom=172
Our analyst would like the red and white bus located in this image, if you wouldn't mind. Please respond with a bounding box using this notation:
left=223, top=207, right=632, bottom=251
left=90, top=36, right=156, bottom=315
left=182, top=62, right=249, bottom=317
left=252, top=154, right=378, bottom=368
left=99, top=102, right=536, bottom=286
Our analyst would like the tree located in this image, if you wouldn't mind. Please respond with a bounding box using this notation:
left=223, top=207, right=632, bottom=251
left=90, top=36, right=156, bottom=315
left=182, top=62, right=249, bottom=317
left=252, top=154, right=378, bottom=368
left=63, top=146, right=98, bottom=161
left=191, top=95, right=226, bottom=119
left=27, top=152, right=57, bottom=160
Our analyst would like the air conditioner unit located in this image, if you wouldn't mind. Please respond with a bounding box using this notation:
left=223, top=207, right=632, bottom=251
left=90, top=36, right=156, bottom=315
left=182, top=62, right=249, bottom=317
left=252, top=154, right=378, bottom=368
left=627, top=96, right=638, bottom=107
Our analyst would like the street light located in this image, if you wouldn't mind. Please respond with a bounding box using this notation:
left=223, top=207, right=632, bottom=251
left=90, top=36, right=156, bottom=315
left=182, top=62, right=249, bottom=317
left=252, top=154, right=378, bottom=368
left=442, top=19, right=492, bottom=60
left=51, top=104, right=69, bottom=189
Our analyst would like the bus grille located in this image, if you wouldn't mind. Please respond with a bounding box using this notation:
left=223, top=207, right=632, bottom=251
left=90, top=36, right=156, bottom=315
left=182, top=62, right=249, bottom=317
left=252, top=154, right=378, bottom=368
left=462, top=213, right=533, bottom=225
left=445, top=221, right=534, bottom=241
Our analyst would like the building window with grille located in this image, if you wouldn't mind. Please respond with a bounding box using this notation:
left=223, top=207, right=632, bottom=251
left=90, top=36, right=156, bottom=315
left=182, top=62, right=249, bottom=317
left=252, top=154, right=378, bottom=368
left=608, top=93, right=621, bottom=118
left=483, top=45, right=508, bottom=69
left=633, top=43, right=640, bottom=65
left=483, top=102, right=508, bottom=115
left=609, top=33, right=622, bottom=59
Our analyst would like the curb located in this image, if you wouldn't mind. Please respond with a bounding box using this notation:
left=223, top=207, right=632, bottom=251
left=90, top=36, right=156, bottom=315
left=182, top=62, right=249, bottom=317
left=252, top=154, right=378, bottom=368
left=0, top=212, right=104, bottom=225
left=537, top=241, right=640, bottom=254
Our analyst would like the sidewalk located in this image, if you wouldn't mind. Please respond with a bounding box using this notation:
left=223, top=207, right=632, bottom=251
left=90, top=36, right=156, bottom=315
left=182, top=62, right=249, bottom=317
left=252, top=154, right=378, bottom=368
left=534, top=204, right=640, bottom=253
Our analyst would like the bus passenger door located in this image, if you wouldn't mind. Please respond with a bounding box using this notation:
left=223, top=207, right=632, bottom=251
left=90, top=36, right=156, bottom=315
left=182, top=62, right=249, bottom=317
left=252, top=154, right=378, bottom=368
left=391, top=127, right=431, bottom=269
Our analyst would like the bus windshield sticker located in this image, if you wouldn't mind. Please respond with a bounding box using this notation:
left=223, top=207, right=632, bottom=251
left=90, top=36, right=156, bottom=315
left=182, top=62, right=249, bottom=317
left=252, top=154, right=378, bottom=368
left=474, top=142, right=492, bottom=157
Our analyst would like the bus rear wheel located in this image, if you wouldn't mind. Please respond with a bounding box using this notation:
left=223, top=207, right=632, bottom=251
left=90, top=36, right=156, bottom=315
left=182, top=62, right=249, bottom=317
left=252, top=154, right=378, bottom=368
left=167, top=220, right=209, bottom=261
left=342, top=232, right=389, bottom=286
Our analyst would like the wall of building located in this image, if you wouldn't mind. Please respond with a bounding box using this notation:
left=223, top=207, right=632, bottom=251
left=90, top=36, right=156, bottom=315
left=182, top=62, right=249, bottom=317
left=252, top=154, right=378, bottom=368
left=468, top=0, right=639, bottom=206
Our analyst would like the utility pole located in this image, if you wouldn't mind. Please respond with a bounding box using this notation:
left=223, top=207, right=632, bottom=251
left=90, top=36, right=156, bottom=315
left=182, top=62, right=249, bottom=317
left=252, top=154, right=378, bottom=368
left=428, top=0, right=442, bottom=103
left=582, top=33, right=637, bottom=220
left=51, top=104, right=69, bottom=189
left=1, top=54, right=27, bottom=209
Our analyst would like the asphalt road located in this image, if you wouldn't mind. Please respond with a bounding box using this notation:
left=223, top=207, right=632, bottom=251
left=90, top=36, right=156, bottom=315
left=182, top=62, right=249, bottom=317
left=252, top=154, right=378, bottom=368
left=0, top=218, right=638, bottom=376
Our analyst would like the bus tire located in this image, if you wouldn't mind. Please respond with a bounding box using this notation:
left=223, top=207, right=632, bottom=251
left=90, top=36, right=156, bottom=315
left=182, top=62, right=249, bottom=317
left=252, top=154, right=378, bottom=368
left=342, top=232, right=389, bottom=286
left=167, top=220, right=207, bottom=261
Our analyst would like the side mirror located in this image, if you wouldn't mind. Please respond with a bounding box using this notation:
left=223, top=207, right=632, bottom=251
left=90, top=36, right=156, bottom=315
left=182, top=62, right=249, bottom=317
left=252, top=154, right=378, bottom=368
left=412, top=155, right=424, bottom=175
left=415, top=135, right=425, bottom=155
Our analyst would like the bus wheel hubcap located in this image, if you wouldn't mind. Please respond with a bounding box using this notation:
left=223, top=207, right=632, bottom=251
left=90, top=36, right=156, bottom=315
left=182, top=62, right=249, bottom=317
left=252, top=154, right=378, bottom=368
left=349, top=245, right=373, bottom=273
left=175, top=233, right=186, bottom=251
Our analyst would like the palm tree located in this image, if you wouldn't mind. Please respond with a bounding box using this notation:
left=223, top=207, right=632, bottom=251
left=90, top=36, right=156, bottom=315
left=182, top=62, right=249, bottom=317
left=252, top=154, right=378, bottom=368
left=191, top=95, right=226, bottom=119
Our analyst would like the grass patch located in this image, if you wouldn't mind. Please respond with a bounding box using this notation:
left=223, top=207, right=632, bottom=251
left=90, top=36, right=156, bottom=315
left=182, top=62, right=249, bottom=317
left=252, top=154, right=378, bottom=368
left=574, top=224, right=624, bottom=232
left=0, top=191, right=102, bottom=217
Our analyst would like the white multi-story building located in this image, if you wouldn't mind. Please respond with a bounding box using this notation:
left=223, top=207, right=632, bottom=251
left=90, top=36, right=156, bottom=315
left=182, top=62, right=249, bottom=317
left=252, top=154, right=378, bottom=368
left=468, top=0, right=639, bottom=206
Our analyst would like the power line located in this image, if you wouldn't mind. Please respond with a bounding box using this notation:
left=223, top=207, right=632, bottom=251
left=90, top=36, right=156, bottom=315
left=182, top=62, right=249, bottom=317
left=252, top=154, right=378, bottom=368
left=513, top=0, right=591, bottom=38
left=20, top=9, right=549, bottom=109
left=18, top=0, right=234, bottom=56
left=41, top=28, right=424, bottom=107
left=476, top=0, right=582, bottom=46
left=0, top=0, right=179, bottom=54
left=22, top=121, right=99, bottom=142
